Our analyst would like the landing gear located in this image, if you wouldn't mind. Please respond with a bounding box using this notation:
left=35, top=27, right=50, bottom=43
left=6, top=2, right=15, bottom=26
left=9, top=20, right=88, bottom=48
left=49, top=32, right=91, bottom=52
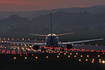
left=41, top=47, right=46, bottom=52
left=67, top=44, right=73, bottom=49
left=60, top=47, right=64, bottom=51
left=33, top=45, right=39, bottom=50
left=52, top=47, right=55, bottom=51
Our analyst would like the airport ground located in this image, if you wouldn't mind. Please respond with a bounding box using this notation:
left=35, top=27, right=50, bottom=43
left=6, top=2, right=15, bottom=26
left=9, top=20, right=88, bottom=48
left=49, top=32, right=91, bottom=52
left=0, top=30, right=105, bottom=70
left=0, top=40, right=105, bottom=70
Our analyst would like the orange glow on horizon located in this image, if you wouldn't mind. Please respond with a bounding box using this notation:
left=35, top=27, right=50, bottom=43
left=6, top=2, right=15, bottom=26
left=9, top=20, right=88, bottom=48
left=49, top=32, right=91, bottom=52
left=0, top=1, right=38, bottom=5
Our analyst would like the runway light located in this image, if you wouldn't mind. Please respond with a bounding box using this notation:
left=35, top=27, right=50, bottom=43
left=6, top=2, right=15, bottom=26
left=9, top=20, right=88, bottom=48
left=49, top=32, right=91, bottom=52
left=22, top=38, right=24, bottom=40
left=30, top=46, right=32, bottom=48
left=20, top=54, right=22, bottom=56
left=99, top=59, right=102, bottom=63
left=92, top=61, right=94, bottom=63
left=79, top=59, right=81, bottom=61
left=26, top=54, right=28, bottom=56
left=68, top=55, right=70, bottom=58
left=32, top=54, right=34, bottom=56
left=76, top=53, right=78, bottom=55
left=57, top=55, right=59, bottom=58
left=75, top=45, right=76, bottom=46
left=14, top=57, right=16, bottom=60
left=80, top=55, right=83, bottom=57
left=25, top=57, right=27, bottom=59
left=86, top=59, right=88, bottom=61
left=21, top=44, right=23, bottom=46
left=35, top=39, right=36, bottom=41
left=12, top=51, right=16, bottom=54
left=7, top=50, right=10, bottom=54
left=28, top=38, right=30, bottom=40
left=17, top=38, right=19, bottom=40
left=46, top=56, right=48, bottom=58
left=96, top=50, right=100, bottom=52
left=2, top=50, right=5, bottom=53
left=98, top=55, right=100, bottom=57
left=5, top=47, right=6, bottom=48
left=3, top=38, right=5, bottom=40
left=64, top=53, right=66, bottom=55
left=86, top=50, right=89, bottom=52
left=89, top=44, right=91, bottom=46
left=96, top=44, right=98, bottom=46
left=92, top=59, right=95, bottom=61
left=62, top=45, right=64, bottom=47
left=12, top=38, right=14, bottom=40
left=87, top=55, right=89, bottom=57
left=58, top=53, right=60, bottom=55
left=74, top=55, right=76, bottom=57
left=82, top=43, right=84, bottom=45
left=77, top=49, right=80, bottom=51
left=102, top=44, right=103, bottom=46
left=70, top=53, right=72, bottom=55
left=102, top=60, right=105, bottom=63
left=35, top=56, right=38, bottom=59
left=8, top=38, right=9, bottom=40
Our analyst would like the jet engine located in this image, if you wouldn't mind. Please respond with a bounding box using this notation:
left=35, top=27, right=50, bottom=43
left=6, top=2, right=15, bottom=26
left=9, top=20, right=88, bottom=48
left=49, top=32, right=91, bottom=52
left=66, top=44, right=73, bottom=49
left=33, top=45, right=39, bottom=50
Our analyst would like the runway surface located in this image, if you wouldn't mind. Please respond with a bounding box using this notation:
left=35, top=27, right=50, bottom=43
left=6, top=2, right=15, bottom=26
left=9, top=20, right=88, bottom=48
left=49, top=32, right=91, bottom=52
left=0, top=40, right=105, bottom=70
left=0, top=39, right=105, bottom=54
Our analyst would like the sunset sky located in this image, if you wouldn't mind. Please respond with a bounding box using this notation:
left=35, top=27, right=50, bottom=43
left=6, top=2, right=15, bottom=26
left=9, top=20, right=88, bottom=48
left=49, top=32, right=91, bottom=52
left=0, top=0, right=105, bottom=11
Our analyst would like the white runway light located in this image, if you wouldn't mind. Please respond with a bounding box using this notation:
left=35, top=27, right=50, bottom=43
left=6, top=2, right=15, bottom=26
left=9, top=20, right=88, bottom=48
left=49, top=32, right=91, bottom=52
left=102, top=60, right=105, bottom=63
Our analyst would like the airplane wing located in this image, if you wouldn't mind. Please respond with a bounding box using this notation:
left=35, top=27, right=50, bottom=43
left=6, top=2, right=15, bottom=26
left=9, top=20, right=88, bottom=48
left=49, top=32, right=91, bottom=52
left=58, top=38, right=104, bottom=45
left=2, top=41, right=47, bottom=46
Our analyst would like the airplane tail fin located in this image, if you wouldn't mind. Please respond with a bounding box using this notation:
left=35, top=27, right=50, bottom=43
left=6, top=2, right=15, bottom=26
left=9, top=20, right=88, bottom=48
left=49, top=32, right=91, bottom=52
left=50, top=12, right=53, bottom=35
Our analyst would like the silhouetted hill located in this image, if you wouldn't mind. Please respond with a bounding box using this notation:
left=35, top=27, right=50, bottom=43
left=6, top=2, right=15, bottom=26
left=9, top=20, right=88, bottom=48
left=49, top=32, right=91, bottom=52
left=0, top=11, right=105, bottom=33
left=0, top=5, right=105, bottom=20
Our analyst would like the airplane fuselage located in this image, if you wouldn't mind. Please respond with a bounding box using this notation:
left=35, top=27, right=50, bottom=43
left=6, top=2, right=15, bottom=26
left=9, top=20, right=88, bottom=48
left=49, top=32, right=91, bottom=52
left=45, top=34, right=59, bottom=47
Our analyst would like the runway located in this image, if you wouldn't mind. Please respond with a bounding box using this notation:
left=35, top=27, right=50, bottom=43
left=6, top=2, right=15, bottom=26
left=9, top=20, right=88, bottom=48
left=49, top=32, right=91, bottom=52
left=0, top=39, right=105, bottom=54
left=0, top=40, right=105, bottom=70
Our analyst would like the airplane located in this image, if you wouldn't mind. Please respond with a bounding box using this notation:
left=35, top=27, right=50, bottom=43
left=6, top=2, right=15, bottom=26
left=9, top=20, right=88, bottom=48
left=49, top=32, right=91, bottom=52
left=3, top=12, right=104, bottom=51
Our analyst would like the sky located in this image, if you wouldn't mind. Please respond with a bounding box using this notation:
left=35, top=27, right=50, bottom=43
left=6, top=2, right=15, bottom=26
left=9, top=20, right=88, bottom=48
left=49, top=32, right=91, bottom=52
left=0, top=0, right=105, bottom=11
